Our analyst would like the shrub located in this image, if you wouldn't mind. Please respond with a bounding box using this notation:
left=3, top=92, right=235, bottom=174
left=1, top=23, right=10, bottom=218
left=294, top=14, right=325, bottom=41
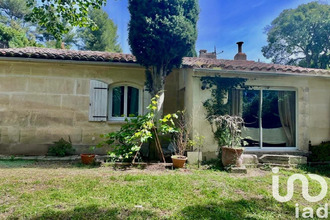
left=98, top=95, right=178, bottom=162
left=48, top=137, right=75, bottom=157
left=309, top=141, right=330, bottom=162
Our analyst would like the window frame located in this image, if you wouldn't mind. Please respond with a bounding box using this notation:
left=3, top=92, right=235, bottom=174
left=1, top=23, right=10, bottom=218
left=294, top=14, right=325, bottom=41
left=108, top=83, right=143, bottom=121
left=238, top=86, right=298, bottom=151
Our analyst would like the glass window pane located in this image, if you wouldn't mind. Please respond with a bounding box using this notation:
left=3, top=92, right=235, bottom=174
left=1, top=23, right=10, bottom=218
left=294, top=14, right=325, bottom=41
left=263, top=90, right=295, bottom=147
left=112, top=86, right=124, bottom=117
left=242, top=90, right=260, bottom=147
left=127, top=86, right=139, bottom=117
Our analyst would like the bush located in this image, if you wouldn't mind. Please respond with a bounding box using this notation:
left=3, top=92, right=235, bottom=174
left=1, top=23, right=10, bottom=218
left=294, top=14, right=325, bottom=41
left=48, top=137, right=75, bottom=157
left=309, top=141, right=330, bottom=162
left=98, top=95, right=178, bottom=162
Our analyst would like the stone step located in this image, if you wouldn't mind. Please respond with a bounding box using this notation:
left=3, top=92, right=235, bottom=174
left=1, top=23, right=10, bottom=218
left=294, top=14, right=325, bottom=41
left=225, top=165, right=247, bottom=174
left=242, top=154, right=307, bottom=166
left=259, top=154, right=307, bottom=165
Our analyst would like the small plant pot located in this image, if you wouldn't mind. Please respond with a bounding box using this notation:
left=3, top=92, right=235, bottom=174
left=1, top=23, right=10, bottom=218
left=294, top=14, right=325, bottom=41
left=171, top=155, right=187, bottom=168
left=81, top=154, right=95, bottom=165
left=221, top=146, right=244, bottom=167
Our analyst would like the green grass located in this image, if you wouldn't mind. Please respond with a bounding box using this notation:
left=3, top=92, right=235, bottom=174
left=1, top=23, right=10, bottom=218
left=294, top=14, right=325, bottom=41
left=0, top=161, right=329, bottom=219
left=0, top=159, right=35, bottom=168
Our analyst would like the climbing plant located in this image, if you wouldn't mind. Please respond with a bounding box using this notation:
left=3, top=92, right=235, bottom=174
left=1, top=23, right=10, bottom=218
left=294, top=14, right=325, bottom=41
left=200, top=76, right=248, bottom=147
left=201, top=76, right=248, bottom=118
left=97, top=95, right=178, bottom=162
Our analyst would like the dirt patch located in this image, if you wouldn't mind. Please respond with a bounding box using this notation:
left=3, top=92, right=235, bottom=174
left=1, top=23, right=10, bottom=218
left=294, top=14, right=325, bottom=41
left=229, top=168, right=269, bottom=178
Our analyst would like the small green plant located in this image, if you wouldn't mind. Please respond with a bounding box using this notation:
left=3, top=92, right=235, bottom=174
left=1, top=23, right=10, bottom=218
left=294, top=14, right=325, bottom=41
left=200, top=76, right=248, bottom=148
left=309, top=141, right=330, bottom=162
left=98, top=95, right=178, bottom=162
left=48, top=137, right=75, bottom=157
left=210, top=115, right=245, bottom=148
left=193, top=135, right=205, bottom=168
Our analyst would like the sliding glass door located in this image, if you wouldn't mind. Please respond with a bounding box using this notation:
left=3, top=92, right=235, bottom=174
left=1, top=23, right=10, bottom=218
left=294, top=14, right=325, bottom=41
left=240, top=89, right=296, bottom=148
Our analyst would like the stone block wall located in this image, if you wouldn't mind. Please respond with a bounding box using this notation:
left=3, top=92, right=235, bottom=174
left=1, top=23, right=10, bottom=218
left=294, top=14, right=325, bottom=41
left=0, top=60, right=145, bottom=155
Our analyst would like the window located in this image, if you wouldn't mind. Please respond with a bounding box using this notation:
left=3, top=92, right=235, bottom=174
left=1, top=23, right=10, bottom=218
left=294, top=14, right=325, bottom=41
left=110, top=85, right=140, bottom=119
left=232, top=88, right=297, bottom=148
left=89, top=80, right=142, bottom=122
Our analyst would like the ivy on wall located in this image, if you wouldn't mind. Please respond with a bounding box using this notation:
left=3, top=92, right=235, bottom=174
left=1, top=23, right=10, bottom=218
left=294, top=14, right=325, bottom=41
left=200, top=76, right=248, bottom=147
left=200, top=76, right=248, bottom=118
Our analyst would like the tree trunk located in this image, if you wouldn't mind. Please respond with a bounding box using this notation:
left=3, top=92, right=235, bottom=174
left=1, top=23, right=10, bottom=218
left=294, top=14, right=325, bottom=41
left=147, top=65, right=167, bottom=162
left=150, top=65, right=166, bottom=118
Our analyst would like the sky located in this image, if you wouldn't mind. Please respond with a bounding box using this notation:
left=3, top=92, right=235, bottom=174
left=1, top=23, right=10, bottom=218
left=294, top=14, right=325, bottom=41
left=103, top=0, right=324, bottom=62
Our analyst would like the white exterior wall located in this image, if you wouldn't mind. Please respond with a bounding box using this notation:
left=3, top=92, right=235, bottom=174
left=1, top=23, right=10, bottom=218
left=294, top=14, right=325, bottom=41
left=183, top=68, right=330, bottom=159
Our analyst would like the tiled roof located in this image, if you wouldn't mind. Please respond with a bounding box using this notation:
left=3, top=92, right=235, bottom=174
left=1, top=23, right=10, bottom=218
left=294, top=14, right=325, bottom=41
left=0, top=47, right=136, bottom=63
left=182, top=57, right=330, bottom=76
left=0, top=47, right=329, bottom=76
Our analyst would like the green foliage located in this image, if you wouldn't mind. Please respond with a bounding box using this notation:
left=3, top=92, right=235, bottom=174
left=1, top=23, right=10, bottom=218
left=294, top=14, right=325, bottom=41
left=210, top=115, right=245, bottom=148
left=201, top=76, right=247, bottom=148
left=98, top=95, right=178, bottom=162
left=262, top=2, right=330, bottom=69
left=38, top=24, right=78, bottom=49
left=26, top=0, right=106, bottom=40
left=0, top=23, right=36, bottom=48
left=0, top=0, right=30, bottom=23
left=201, top=76, right=248, bottom=117
left=48, top=137, right=75, bottom=157
left=78, top=8, right=122, bottom=52
left=128, top=0, right=199, bottom=96
left=309, top=141, right=330, bottom=162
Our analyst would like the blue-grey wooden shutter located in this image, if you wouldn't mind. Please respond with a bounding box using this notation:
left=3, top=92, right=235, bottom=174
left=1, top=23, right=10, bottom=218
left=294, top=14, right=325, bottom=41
left=89, top=80, right=108, bottom=121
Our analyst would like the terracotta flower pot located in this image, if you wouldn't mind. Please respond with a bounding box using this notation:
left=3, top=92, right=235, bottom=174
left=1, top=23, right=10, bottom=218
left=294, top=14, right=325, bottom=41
left=221, top=146, right=244, bottom=167
left=171, top=155, right=187, bottom=168
left=81, top=154, right=95, bottom=165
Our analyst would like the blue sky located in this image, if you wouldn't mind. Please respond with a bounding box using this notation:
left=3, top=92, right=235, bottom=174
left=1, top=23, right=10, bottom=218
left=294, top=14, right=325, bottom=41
left=104, top=0, right=321, bottom=62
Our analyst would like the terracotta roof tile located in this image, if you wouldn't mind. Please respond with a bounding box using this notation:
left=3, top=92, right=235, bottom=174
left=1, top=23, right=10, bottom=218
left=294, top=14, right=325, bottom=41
left=0, top=47, right=136, bottom=63
left=182, top=57, right=330, bottom=75
left=0, top=47, right=328, bottom=76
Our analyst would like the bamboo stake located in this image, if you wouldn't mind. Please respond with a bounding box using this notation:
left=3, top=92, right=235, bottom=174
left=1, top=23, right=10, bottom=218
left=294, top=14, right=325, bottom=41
left=153, top=127, right=166, bottom=163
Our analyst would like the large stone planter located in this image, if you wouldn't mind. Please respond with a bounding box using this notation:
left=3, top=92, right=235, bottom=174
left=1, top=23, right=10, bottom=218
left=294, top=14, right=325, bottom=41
left=171, top=155, right=187, bottom=168
left=221, top=146, right=244, bottom=167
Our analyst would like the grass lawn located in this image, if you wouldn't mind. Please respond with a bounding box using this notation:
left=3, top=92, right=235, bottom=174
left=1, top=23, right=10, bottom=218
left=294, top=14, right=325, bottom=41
left=0, top=160, right=329, bottom=220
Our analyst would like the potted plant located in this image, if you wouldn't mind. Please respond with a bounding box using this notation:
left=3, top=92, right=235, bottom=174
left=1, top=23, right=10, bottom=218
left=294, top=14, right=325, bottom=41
left=171, top=111, right=193, bottom=168
left=210, top=115, right=245, bottom=167
left=81, top=147, right=96, bottom=165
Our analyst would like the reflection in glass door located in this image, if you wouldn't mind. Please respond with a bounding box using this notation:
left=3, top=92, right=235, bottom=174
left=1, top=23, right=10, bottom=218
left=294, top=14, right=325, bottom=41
left=242, top=90, right=260, bottom=147
left=240, top=89, right=296, bottom=148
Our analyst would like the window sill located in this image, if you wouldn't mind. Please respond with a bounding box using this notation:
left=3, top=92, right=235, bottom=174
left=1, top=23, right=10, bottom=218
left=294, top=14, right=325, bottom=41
left=106, top=120, right=127, bottom=125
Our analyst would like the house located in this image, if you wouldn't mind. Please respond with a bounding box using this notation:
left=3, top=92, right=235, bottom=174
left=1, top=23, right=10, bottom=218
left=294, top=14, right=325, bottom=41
left=0, top=45, right=329, bottom=159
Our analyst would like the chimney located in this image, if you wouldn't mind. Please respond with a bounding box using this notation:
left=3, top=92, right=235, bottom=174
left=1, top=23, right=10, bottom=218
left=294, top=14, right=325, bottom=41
left=199, top=49, right=217, bottom=59
left=234, top=41, right=247, bottom=60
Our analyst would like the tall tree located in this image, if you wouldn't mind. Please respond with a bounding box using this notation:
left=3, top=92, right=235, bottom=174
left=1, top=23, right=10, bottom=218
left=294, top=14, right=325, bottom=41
left=128, top=0, right=199, bottom=114
left=0, top=0, right=30, bottom=24
left=0, top=23, right=36, bottom=48
left=262, top=2, right=330, bottom=69
left=78, top=8, right=122, bottom=52
left=26, top=0, right=106, bottom=40
left=0, top=0, right=37, bottom=48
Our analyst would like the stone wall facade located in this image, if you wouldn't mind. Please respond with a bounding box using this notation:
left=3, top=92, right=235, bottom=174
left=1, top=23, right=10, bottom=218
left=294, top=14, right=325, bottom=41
left=0, top=60, right=146, bottom=155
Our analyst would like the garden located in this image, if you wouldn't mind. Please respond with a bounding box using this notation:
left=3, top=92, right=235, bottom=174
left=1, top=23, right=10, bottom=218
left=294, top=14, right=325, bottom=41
left=0, top=159, right=329, bottom=219
left=0, top=90, right=329, bottom=219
